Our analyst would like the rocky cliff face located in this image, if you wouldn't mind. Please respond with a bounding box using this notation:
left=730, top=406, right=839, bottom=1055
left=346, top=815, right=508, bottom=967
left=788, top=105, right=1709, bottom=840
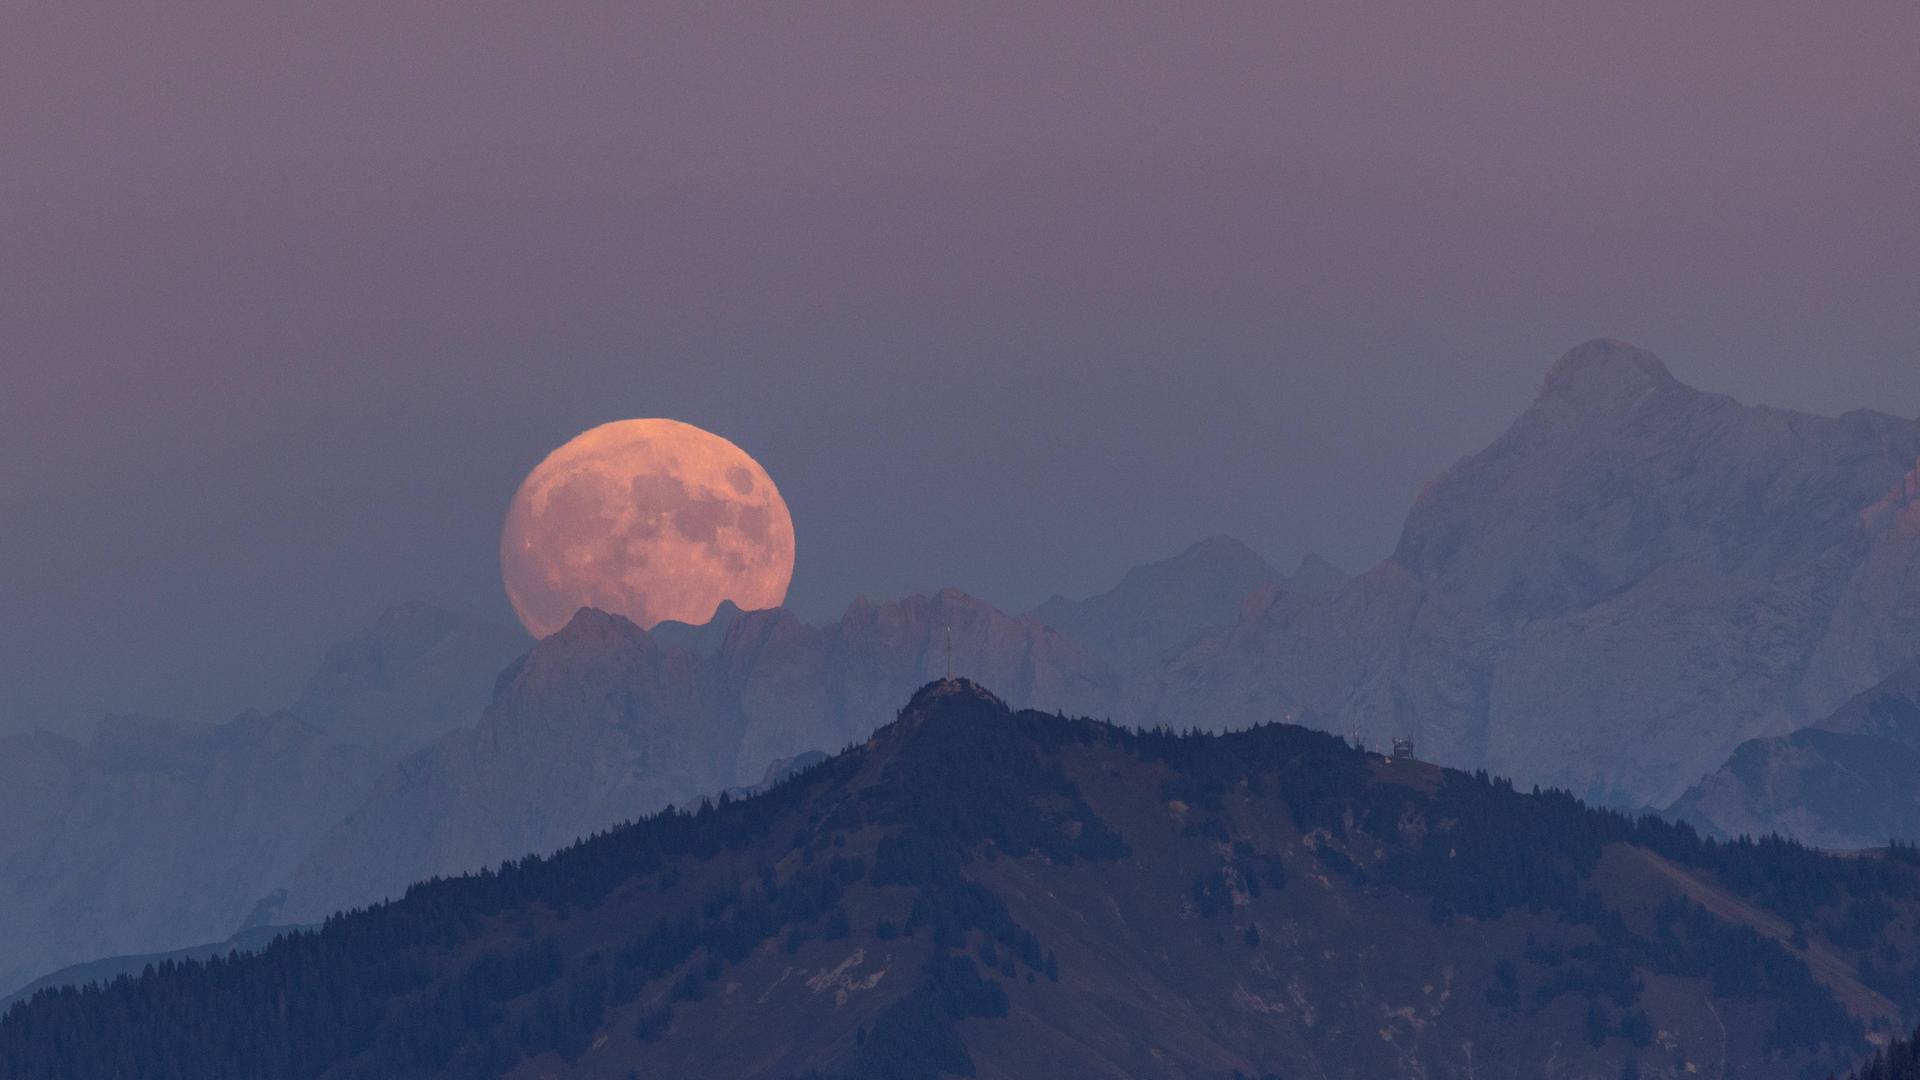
left=278, top=592, right=1117, bottom=923
left=1134, top=340, right=1920, bottom=807
left=0, top=604, right=525, bottom=996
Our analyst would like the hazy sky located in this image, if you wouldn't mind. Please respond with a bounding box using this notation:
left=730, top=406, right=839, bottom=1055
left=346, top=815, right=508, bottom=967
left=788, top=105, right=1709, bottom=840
left=4, top=2, right=1917, bottom=734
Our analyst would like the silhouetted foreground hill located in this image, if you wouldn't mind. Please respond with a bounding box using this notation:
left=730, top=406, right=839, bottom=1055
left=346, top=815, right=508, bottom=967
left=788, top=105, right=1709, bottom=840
left=10, top=681, right=1920, bottom=1079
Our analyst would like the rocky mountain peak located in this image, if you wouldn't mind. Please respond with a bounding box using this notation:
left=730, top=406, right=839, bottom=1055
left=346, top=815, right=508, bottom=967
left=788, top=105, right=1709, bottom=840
left=507, top=607, right=659, bottom=690
left=1535, top=338, right=1681, bottom=413
left=548, top=605, right=651, bottom=647
left=902, top=676, right=1006, bottom=715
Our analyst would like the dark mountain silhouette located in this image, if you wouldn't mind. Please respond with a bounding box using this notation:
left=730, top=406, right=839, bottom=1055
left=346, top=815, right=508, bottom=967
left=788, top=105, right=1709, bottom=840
left=1672, top=658, right=1920, bottom=849
left=1130, top=339, right=1920, bottom=808
left=0, top=603, right=526, bottom=997
left=9, top=681, right=1920, bottom=1079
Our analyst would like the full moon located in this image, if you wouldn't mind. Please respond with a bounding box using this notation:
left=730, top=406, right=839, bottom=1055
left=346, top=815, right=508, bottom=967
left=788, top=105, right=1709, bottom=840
left=500, top=419, right=796, bottom=638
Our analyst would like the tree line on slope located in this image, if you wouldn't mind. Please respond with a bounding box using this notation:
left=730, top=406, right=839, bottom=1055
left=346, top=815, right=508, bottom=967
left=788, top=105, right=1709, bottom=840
left=1839, top=1024, right=1920, bottom=1079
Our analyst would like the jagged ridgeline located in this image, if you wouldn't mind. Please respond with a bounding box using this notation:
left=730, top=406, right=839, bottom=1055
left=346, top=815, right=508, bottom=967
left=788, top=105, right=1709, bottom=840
left=8, top=681, right=1920, bottom=1079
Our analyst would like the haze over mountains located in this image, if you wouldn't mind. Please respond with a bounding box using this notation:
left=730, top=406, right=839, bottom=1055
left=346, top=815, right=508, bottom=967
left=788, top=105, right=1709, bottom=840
left=0, top=605, right=526, bottom=996
left=271, top=341, right=1920, bottom=933
left=1031, top=534, right=1346, bottom=668
left=10, top=339, right=1920, bottom=1016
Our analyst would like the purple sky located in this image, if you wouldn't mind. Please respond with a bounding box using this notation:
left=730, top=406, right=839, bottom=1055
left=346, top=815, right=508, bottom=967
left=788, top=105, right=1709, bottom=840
left=4, top=2, right=1918, bottom=734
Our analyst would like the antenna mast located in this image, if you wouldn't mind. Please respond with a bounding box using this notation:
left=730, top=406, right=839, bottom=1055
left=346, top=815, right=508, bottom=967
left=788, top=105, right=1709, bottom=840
left=945, top=625, right=953, bottom=681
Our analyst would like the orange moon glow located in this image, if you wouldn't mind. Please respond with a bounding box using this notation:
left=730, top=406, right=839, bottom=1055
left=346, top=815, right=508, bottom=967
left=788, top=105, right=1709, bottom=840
left=500, top=419, right=795, bottom=638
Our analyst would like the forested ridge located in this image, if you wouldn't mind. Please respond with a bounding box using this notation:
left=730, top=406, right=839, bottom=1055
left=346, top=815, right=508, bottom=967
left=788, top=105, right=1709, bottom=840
left=6, top=679, right=1920, bottom=1078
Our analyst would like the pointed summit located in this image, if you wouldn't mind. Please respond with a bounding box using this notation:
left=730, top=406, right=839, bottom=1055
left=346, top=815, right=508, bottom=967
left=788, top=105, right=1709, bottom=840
left=1535, top=338, right=1680, bottom=411
left=552, top=605, right=648, bottom=640
left=903, top=676, right=1006, bottom=714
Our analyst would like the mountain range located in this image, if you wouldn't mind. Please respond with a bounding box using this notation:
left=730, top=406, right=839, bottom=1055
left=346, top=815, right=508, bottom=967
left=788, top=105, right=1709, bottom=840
left=10, top=338, right=1920, bottom=1014
left=5, top=680, right=1917, bottom=1079
left=1122, top=339, right=1920, bottom=808
left=302, top=339, right=1915, bottom=917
